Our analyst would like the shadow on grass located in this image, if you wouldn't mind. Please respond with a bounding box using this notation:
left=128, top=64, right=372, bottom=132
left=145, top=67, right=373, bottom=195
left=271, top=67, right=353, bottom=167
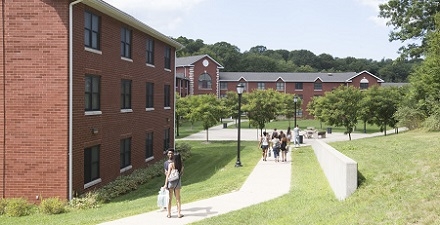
left=109, top=141, right=239, bottom=203
left=357, top=170, right=366, bottom=187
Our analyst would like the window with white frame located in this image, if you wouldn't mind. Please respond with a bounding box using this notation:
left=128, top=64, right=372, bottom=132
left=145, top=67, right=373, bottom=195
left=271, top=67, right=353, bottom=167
left=84, top=11, right=100, bottom=50
left=198, top=73, right=212, bottom=89
left=85, top=75, right=100, bottom=111
left=84, top=145, right=100, bottom=184
left=121, top=79, right=132, bottom=109
left=314, top=82, right=322, bottom=91
left=164, top=46, right=171, bottom=69
left=120, top=138, right=131, bottom=169
left=146, top=82, right=154, bottom=108
left=257, top=82, right=265, bottom=90
left=295, top=82, right=303, bottom=90
left=146, top=132, right=153, bottom=159
left=220, top=82, right=228, bottom=90
left=146, top=39, right=154, bottom=65
left=276, top=82, right=284, bottom=91
left=120, top=27, right=131, bottom=58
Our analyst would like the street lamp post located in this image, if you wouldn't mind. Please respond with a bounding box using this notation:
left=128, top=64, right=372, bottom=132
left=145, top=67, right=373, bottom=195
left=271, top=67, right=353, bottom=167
left=235, top=84, right=244, bottom=167
left=294, top=96, right=298, bottom=128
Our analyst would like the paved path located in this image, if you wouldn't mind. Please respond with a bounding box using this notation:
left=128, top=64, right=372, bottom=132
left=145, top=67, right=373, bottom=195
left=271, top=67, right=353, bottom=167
left=100, top=123, right=402, bottom=225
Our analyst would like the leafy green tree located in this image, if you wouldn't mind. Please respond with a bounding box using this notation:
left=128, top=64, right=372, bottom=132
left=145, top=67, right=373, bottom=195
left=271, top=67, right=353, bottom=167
left=189, top=94, right=223, bottom=142
left=379, top=0, right=440, bottom=58
left=175, top=94, right=192, bottom=136
left=288, top=49, right=318, bottom=67
left=242, top=89, right=283, bottom=134
left=308, top=86, right=362, bottom=140
left=363, top=86, right=402, bottom=135
left=240, top=53, right=278, bottom=72
left=202, top=42, right=241, bottom=72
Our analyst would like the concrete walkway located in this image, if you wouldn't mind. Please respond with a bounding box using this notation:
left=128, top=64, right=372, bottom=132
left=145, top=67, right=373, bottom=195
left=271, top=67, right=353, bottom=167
left=100, top=123, right=401, bottom=225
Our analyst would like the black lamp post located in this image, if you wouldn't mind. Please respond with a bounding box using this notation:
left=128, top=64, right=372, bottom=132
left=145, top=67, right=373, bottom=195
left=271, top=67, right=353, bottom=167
left=235, top=84, right=244, bottom=167
left=294, top=96, right=298, bottom=128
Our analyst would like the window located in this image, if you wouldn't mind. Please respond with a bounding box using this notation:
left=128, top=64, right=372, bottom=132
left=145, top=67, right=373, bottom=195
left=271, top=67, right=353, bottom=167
left=120, top=138, right=131, bottom=169
left=120, top=27, right=131, bottom=58
left=360, top=77, right=369, bottom=90
left=85, top=75, right=100, bottom=111
left=84, top=145, right=100, bottom=184
left=276, top=82, right=284, bottom=91
left=146, top=39, right=154, bottom=65
left=239, top=82, right=247, bottom=91
left=360, top=83, right=369, bottom=89
left=314, top=82, right=322, bottom=91
left=121, top=79, right=132, bottom=109
left=164, top=85, right=171, bottom=108
left=163, top=128, right=170, bottom=151
left=257, top=82, right=265, bottom=90
left=198, top=73, right=212, bottom=89
left=164, top=46, right=171, bottom=69
left=295, top=82, right=303, bottom=90
left=84, top=11, right=100, bottom=50
left=146, top=132, right=153, bottom=159
left=220, top=82, right=227, bottom=90
left=146, top=82, right=154, bottom=108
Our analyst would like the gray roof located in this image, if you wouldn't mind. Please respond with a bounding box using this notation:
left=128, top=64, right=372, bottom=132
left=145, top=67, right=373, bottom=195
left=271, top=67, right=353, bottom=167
left=219, top=72, right=362, bottom=83
left=381, top=83, right=409, bottom=87
left=176, top=55, right=224, bottom=68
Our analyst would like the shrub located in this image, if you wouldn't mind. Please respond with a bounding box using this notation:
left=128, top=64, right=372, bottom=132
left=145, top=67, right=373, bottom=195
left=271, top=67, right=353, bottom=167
left=4, top=198, right=32, bottom=217
left=176, top=142, right=192, bottom=160
left=39, top=197, right=66, bottom=214
left=69, top=191, right=101, bottom=210
left=0, top=198, right=6, bottom=215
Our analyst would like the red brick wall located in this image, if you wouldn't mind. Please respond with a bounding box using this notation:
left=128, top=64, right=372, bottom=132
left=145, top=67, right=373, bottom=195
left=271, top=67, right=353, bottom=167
left=0, top=0, right=5, bottom=199
left=1, top=0, right=70, bottom=202
left=71, top=5, right=175, bottom=195
left=192, top=57, right=218, bottom=96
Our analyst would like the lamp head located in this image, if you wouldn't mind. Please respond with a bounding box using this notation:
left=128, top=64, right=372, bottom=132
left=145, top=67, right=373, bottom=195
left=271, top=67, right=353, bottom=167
left=236, top=84, right=244, bottom=94
left=294, top=96, right=298, bottom=102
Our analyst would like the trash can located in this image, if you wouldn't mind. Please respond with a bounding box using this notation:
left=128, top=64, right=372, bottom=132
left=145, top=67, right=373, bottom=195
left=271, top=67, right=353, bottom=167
left=299, top=135, right=303, bottom=144
left=223, top=123, right=227, bottom=128
left=326, top=127, right=332, bottom=134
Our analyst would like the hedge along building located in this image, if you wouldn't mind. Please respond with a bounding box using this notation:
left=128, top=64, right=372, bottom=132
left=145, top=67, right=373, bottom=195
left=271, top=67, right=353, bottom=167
left=0, top=0, right=183, bottom=203
left=176, top=55, right=385, bottom=118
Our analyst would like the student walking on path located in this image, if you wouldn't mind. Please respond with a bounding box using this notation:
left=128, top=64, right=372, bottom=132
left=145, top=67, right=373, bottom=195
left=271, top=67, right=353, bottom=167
left=259, top=131, right=270, bottom=161
left=293, top=125, right=301, bottom=148
left=164, top=153, right=184, bottom=218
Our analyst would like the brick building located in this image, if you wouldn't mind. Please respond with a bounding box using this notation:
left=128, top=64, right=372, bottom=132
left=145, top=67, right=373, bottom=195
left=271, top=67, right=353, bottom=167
left=0, top=0, right=182, bottom=202
left=176, top=55, right=384, bottom=118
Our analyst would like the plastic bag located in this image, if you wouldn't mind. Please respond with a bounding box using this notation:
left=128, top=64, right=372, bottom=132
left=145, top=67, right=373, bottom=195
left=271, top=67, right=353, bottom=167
left=157, top=187, right=169, bottom=208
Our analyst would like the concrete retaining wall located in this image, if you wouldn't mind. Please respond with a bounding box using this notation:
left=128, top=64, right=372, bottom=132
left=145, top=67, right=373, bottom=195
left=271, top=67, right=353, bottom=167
left=311, top=140, right=358, bottom=200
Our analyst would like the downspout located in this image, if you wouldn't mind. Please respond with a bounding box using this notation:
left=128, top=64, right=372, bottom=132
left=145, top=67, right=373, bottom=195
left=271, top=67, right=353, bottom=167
left=173, top=51, right=176, bottom=149
left=2, top=0, right=6, bottom=199
left=69, top=0, right=84, bottom=201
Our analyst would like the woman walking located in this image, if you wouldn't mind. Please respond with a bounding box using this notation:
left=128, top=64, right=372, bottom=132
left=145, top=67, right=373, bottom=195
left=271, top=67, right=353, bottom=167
left=272, top=134, right=281, bottom=162
left=280, top=133, right=288, bottom=162
left=259, top=131, right=270, bottom=161
left=164, top=153, right=184, bottom=218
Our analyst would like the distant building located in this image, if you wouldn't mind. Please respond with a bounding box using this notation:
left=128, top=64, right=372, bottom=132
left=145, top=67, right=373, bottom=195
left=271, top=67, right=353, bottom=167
left=176, top=55, right=384, bottom=118
left=0, top=0, right=182, bottom=203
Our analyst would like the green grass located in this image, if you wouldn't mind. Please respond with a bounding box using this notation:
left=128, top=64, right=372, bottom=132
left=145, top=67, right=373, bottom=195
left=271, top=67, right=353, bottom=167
left=192, top=130, right=440, bottom=224
left=0, top=141, right=260, bottom=225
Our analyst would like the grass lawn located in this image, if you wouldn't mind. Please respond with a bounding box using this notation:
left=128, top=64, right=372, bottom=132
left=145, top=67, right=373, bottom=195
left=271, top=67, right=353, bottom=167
left=0, top=140, right=260, bottom=225
left=192, top=130, right=440, bottom=224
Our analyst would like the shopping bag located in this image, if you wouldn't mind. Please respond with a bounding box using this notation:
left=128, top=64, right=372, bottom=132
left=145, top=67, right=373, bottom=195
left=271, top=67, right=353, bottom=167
left=157, top=187, right=169, bottom=208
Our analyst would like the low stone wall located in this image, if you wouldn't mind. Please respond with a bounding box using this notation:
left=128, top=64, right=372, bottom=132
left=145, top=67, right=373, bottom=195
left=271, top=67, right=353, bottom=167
left=311, top=140, right=358, bottom=200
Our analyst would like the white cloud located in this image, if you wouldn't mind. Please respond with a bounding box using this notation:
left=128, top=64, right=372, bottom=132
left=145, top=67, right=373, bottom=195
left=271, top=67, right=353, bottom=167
left=356, top=0, right=389, bottom=27
left=104, top=0, right=206, bottom=31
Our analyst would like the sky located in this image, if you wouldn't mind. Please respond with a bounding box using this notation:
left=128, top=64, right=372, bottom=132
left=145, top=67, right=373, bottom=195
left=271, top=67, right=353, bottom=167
left=105, top=0, right=403, bottom=61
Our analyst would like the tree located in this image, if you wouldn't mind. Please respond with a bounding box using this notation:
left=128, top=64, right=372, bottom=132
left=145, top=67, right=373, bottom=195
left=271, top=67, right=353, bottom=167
left=379, top=0, right=440, bottom=58
left=363, top=86, right=402, bottom=135
left=242, top=89, right=283, bottom=135
left=175, top=94, right=191, bottom=136
left=308, top=86, right=362, bottom=140
left=189, top=94, right=223, bottom=142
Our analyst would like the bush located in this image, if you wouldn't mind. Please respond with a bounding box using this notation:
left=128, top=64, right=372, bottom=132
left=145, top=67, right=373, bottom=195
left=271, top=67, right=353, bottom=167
left=0, top=198, right=6, bottom=215
left=176, top=142, right=192, bottom=160
left=39, top=197, right=66, bottom=214
left=394, top=106, right=425, bottom=130
left=69, top=191, right=101, bottom=210
left=4, top=198, right=32, bottom=217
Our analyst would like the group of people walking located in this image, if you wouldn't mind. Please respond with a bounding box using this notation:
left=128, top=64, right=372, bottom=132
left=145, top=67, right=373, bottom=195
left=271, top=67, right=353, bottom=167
left=258, top=125, right=301, bottom=162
